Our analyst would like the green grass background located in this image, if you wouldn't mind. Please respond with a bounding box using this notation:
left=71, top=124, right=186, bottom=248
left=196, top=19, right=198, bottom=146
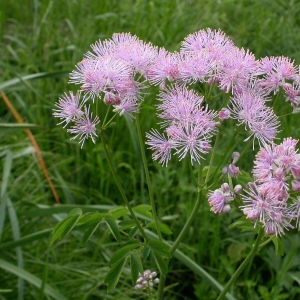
left=1, top=0, right=300, bottom=299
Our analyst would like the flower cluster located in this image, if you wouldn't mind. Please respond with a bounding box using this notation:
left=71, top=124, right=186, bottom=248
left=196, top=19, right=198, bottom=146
left=134, top=270, right=159, bottom=290
left=241, top=138, right=300, bottom=236
left=208, top=183, right=242, bottom=214
left=54, top=29, right=300, bottom=151
left=222, top=152, right=241, bottom=177
left=146, top=85, right=218, bottom=166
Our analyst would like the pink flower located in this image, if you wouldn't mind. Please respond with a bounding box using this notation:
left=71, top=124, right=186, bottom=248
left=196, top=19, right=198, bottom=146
left=53, top=91, right=84, bottom=126
left=146, top=49, right=182, bottom=85
left=229, top=90, right=279, bottom=145
left=68, top=106, right=100, bottom=147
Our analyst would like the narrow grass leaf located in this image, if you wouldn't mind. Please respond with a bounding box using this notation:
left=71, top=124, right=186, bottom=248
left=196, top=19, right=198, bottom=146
left=105, top=215, right=121, bottom=243
left=0, top=259, right=67, bottom=300
left=6, top=197, right=24, bottom=300
left=0, top=229, right=52, bottom=251
left=0, top=71, right=69, bottom=90
left=104, top=257, right=128, bottom=293
left=130, top=249, right=143, bottom=285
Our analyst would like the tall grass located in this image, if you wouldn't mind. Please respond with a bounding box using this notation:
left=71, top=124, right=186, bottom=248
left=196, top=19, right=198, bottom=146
left=1, top=0, right=300, bottom=299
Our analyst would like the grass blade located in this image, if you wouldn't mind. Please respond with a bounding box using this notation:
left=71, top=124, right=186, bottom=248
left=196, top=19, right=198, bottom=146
left=0, top=259, right=67, bottom=300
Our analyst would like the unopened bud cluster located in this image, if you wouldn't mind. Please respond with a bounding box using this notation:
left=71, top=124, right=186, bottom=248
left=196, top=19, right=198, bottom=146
left=222, top=152, right=241, bottom=177
left=208, top=182, right=243, bottom=214
left=134, top=270, right=159, bottom=290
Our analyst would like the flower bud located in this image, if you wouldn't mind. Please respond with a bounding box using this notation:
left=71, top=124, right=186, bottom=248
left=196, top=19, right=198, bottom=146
left=134, top=284, right=143, bottom=290
left=222, top=204, right=231, bottom=213
left=228, top=163, right=241, bottom=177
left=234, top=184, right=242, bottom=194
left=292, top=180, right=300, bottom=192
left=219, top=108, right=231, bottom=121
left=231, top=152, right=240, bottom=164
left=154, top=278, right=160, bottom=284
left=222, top=165, right=229, bottom=175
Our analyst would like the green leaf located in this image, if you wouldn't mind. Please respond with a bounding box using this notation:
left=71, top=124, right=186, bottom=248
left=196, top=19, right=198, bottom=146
left=118, top=219, right=137, bottom=230
left=0, top=259, right=67, bottom=300
left=130, top=249, right=143, bottom=285
left=128, top=226, right=139, bottom=240
left=147, top=240, right=171, bottom=258
left=104, top=257, right=128, bottom=293
left=237, top=170, right=254, bottom=186
left=146, top=222, right=173, bottom=235
left=142, top=245, right=151, bottom=261
left=81, top=222, right=101, bottom=245
left=50, top=214, right=81, bottom=245
left=67, top=208, right=83, bottom=217
left=133, top=205, right=152, bottom=219
left=152, top=251, right=168, bottom=277
left=105, top=215, right=121, bottom=243
left=109, top=206, right=129, bottom=220
left=77, top=212, right=104, bottom=229
left=229, top=216, right=258, bottom=233
left=109, top=240, right=140, bottom=266
left=0, top=123, right=39, bottom=130
left=272, top=236, right=284, bottom=256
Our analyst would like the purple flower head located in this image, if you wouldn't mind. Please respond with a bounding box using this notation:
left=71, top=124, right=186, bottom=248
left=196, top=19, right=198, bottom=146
left=241, top=183, right=294, bottom=236
left=147, top=85, right=218, bottom=165
left=146, top=130, right=176, bottom=166
left=256, top=56, right=297, bottom=94
left=68, top=106, right=100, bottom=148
left=217, top=47, right=258, bottom=93
left=229, top=90, right=279, bottom=146
left=146, top=49, right=182, bottom=85
left=282, top=82, right=300, bottom=111
left=181, top=28, right=234, bottom=55
left=70, top=56, right=134, bottom=101
left=178, top=51, right=212, bottom=84
left=208, top=183, right=235, bottom=214
left=53, top=91, right=84, bottom=126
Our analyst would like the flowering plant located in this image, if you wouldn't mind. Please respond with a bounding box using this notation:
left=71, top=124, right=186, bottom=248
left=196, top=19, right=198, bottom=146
left=51, top=29, right=300, bottom=299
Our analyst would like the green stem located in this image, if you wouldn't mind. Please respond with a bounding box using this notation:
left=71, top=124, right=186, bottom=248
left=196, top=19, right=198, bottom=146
left=99, top=129, right=148, bottom=241
left=204, top=129, right=238, bottom=187
left=216, top=227, right=264, bottom=300
left=204, top=131, right=220, bottom=184
left=157, top=189, right=203, bottom=299
left=136, top=116, right=162, bottom=241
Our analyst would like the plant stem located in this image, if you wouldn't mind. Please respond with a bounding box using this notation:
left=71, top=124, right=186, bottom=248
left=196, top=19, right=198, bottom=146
left=170, top=190, right=202, bottom=255
left=99, top=129, right=148, bottom=241
left=216, top=227, right=264, bottom=300
left=204, top=131, right=220, bottom=184
left=136, top=116, right=162, bottom=241
left=157, top=189, right=203, bottom=299
left=204, top=128, right=241, bottom=187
